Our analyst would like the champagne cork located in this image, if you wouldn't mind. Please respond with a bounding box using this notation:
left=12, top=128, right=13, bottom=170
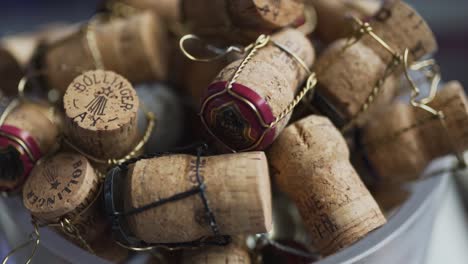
left=63, top=70, right=139, bottom=160
left=0, top=24, right=77, bottom=96
left=124, top=151, right=272, bottom=243
left=181, top=245, right=251, bottom=264
left=361, top=0, right=437, bottom=63
left=0, top=46, right=23, bottom=96
left=313, top=38, right=397, bottom=127
left=267, top=115, right=386, bottom=255
left=42, top=12, right=168, bottom=94
left=362, top=81, right=468, bottom=183
left=136, top=83, right=184, bottom=152
left=22, top=152, right=127, bottom=261
left=2, top=23, right=78, bottom=68
left=0, top=99, right=60, bottom=192
left=309, top=0, right=381, bottom=43
left=201, top=29, right=315, bottom=151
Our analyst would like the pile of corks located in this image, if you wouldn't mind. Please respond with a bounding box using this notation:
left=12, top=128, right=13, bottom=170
left=1, top=0, right=467, bottom=263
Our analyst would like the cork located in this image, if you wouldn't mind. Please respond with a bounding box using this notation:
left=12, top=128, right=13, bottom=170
left=309, top=0, right=381, bottom=43
left=43, top=11, right=168, bottom=95
left=362, top=81, right=468, bottom=184
left=2, top=23, right=78, bottom=68
left=63, top=70, right=139, bottom=160
left=0, top=24, right=77, bottom=96
left=201, top=28, right=315, bottom=151
left=267, top=115, right=386, bottom=255
left=3, top=101, right=59, bottom=154
left=124, top=151, right=272, bottom=243
left=0, top=46, right=23, bottom=96
left=313, top=38, right=397, bottom=127
left=361, top=0, right=437, bottom=64
left=227, top=0, right=305, bottom=30
left=0, top=100, right=60, bottom=192
left=22, top=152, right=127, bottom=261
left=181, top=245, right=251, bottom=264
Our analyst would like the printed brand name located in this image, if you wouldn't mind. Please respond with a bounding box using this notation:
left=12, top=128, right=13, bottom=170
left=26, top=159, right=84, bottom=210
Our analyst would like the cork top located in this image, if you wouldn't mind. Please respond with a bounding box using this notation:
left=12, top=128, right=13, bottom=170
left=228, top=0, right=305, bottom=29
left=23, top=152, right=98, bottom=220
left=364, top=0, right=437, bottom=62
left=63, top=70, right=138, bottom=132
left=311, top=0, right=381, bottom=43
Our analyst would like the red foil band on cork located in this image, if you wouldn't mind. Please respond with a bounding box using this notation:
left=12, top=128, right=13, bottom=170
left=201, top=81, right=276, bottom=152
left=0, top=124, right=42, bottom=192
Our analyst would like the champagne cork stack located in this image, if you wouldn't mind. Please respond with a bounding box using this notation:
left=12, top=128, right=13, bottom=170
left=0, top=100, right=60, bottom=192
left=181, top=245, right=251, bottom=264
left=201, top=28, right=315, bottom=151
left=361, top=0, right=437, bottom=64
left=268, top=115, right=386, bottom=255
left=22, top=152, right=127, bottom=261
left=113, top=0, right=305, bottom=44
left=124, top=151, right=272, bottom=243
left=361, top=81, right=468, bottom=184
left=42, top=11, right=168, bottom=94
left=63, top=70, right=139, bottom=162
left=309, top=0, right=381, bottom=43
left=313, top=38, right=397, bottom=127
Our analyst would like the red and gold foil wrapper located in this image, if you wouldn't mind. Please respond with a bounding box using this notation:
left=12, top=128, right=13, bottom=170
left=0, top=124, right=42, bottom=192
left=201, top=81, right=276, bottom=151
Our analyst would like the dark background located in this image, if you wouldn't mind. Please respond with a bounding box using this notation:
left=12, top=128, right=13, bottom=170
left=0, top=0, right=467, bottom=86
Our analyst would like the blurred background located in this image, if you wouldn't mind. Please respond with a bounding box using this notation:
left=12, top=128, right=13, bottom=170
left=0, top=0, right=467, bottom=86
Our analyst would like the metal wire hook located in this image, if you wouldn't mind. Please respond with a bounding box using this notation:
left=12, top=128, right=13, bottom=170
left=2, top=222, right=40, bottom=264
left=179, top=34, right=246, bottom=62
left=403, top=49, right=441, bottom=116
